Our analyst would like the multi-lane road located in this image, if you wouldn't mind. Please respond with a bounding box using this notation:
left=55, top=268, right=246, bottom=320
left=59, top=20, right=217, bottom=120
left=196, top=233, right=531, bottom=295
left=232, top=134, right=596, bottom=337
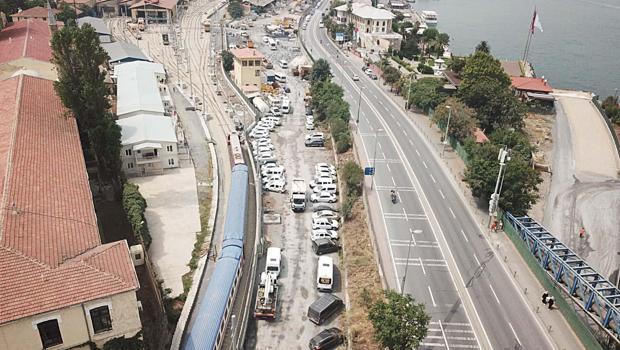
left=302, top=5, right=556, bottom=350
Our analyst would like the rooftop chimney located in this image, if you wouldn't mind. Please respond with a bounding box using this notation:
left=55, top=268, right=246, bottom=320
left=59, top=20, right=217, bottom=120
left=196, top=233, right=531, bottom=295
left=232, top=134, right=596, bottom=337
left=47, top=1, right=57, bottom=32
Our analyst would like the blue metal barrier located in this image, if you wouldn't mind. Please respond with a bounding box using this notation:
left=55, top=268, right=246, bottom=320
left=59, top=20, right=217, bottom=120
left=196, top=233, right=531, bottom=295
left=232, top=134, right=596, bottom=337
left=505, top=213, right=620, bottom=344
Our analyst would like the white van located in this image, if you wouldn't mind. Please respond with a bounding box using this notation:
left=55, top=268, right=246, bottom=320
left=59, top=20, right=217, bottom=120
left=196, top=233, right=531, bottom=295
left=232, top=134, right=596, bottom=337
left=267, top=95, right=281, bottom=107
left=309, top=176, right=334, bottom=188
left=274, top=72, right=287, bottom=83
left=313, top=183, right=338, bottom=194
left=316, top=256, right=333, bottom=291
left=281, top=99, right=291, bottom=114
left=279, top=60, right=288, bottom=69
left=266, top=247, right=282, bottom=278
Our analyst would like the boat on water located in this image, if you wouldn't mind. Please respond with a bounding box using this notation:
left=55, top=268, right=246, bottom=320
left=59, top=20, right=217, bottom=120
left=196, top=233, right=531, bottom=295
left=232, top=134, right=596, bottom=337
left=421, top=10, right=438, bottom=27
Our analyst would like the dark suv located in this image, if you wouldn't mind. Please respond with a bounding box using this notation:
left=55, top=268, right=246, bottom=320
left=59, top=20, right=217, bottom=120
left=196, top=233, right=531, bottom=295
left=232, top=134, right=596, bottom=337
left=308, top=328, right=344, bottom=350
left=312, top=238, right=340, bottom=255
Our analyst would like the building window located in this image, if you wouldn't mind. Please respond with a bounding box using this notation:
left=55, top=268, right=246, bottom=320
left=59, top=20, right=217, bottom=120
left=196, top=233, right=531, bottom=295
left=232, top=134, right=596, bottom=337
left=255, top=70, right=260, bottom=76
left=168, top=158, right=175, bottom=165
left=167, top=145, right=173, bottom=152
left=37, top=320, right=63, bottom=348
left=248, top=60, right=254, bottom=66
left=242, top=60, right=248, bottom=66
left=125, top=149, right=132, bottom=156
left=128, top=162, right=134, bottom=169
left=90, top=306, right=113, bottom=334
left=383, top=21, right=386, bottom=26
left=255, top=60, right=261, bottom=66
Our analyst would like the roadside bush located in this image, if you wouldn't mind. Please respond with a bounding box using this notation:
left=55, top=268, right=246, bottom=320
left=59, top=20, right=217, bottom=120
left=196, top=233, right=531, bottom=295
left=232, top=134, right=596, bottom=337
left=341, top=195, right=355, bottom=221
left=336, top=135, right=352, bottom=153
left=341, top=161, right=364, bottom=196
left=222, top=50, right=234, bottom=72
left=417, top=64, right=434, bottom=75
left=122, top=183, right=152, bottom=249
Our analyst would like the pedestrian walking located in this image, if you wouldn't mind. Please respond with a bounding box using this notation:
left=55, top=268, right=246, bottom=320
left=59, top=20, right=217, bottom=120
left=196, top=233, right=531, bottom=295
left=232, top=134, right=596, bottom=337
left=542, top=291, right=549, bottom=304
left=579, top=227, right=585, bottom=239
left=548, top=297, right=555, bottom=310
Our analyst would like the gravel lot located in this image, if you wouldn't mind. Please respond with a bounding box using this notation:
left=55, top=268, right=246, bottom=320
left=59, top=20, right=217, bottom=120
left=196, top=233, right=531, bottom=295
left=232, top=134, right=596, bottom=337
left=242, top=13, right=346, bottom=350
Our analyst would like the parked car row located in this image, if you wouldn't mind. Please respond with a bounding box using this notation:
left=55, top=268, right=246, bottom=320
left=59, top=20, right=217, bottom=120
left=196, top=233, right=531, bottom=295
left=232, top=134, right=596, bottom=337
left=250, top=118, right=288, bottom=193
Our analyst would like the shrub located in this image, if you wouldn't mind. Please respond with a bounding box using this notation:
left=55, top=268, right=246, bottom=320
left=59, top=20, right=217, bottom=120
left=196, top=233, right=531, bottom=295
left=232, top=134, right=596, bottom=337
left=122, top=183, right=151, bottom=249
left=341, top=161, right=364, bottom=196
left=341, top=195, right=356, bottom=221
left=417, top=64, right=434, bottom=75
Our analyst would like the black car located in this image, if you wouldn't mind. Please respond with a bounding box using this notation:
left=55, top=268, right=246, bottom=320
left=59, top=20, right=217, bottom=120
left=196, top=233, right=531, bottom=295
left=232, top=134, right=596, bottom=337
left=312, top=238, right=340, bottom=255
left=308, top=328, right=344, bottom=350
left=305, top=139, right=324, bottom=147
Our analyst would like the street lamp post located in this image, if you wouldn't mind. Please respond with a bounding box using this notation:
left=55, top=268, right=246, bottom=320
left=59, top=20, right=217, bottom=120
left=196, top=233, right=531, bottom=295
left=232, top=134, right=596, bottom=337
left=370, top=128, right=383, bottom=190
left=488, top=146, right=510, bottom=227
left=405, top=72, right=414, bottom=110
left=356, top=87, right=364, bottom=125
left=441, top=105, right=452, bottom=158
left=401, top=229, right=422, bottom=295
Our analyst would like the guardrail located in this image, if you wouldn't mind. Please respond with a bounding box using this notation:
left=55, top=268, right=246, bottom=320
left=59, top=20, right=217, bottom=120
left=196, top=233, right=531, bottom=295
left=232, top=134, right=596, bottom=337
left=504, top=213, right=619, bottom=346
left=591, top=96, right=620, bottom=161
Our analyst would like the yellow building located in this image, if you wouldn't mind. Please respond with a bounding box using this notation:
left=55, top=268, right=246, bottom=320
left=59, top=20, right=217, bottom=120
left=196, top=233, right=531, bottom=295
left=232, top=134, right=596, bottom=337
left=231, top=48, right=264, bottom=89
left=334, top=2, right=402, bottom=52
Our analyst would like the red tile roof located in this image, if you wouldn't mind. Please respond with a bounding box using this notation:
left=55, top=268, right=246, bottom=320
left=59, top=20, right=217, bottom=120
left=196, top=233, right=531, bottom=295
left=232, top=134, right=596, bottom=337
left=0, top=75, right=139, bottom=325
left=473, top=128, right=489, bottom=143
left=130, top=0, right=179, bottom=10
left=231, top=48, right=265, bottom=59
left=511, top=76, right=553, bottom=93
left=0, top=19, right=53, bottom=64
left=9, top=6, right=59, bottom=19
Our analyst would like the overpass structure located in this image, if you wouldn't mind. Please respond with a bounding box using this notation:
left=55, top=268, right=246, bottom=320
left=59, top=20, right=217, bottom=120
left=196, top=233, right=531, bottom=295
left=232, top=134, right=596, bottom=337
left=506, top=213, right=620, bottom=346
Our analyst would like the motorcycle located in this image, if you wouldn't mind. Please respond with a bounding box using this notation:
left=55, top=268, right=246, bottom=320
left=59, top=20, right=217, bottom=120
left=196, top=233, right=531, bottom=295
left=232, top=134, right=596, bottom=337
left=390, top=190, right=397, bottom=204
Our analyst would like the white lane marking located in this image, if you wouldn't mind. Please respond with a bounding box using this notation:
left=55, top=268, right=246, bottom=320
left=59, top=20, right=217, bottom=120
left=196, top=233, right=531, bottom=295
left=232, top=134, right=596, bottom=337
left=489, top=284, right=501, bottom=305
left=415, top=149, right=421, bottom=156
left=472, top=254, right=480, bottom=266
left=428, top=286, right=437, bottom=307
left=422, top=160, right=428, bottom=168
left=403, top=208, right=408, bottom=221
left=409, top=139, right=414, bottom=146
left=382, top=151, right=386, bottom=159
left=410, top=227, right=417, bottom=246
left=438, top=320, right=451, bottom=350
left=379, top=100, right=384, bottom=105
left=461, top=229, right=470, bottom=243
left=391, top=177, right=396, bottom=186
left=438, top=189, right=446, bottom=199
left=430, top=174, right=437, bottom=183
left=508, top=322, right=522, bottom=346
left=449, top=207, right=456, bottom=219
left=403, top=130, right=408, bottom=136
left=386, top=163, right=392, bottom=172
left=419, top=257, right=427, bottom=275
left=396, top=120, right=401, bottom=127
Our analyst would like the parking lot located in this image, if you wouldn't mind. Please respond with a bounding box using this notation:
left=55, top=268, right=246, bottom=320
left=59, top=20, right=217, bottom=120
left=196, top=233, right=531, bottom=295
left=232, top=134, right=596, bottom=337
left=241, top=12, right=347, bottom=350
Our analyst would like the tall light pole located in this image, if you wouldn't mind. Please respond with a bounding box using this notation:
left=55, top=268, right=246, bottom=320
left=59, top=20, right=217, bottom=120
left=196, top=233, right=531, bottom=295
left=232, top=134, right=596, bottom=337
left=488, top=146, right=510, bottom=227
left=405, top=72, right=414, bottom=110
left=441, top=105, right=452, bottom=158
left=371, top=128, right=383, bottom=190
left=401, top=229, right=422, bottom=295
left=356, top=87, right=364, bottom=125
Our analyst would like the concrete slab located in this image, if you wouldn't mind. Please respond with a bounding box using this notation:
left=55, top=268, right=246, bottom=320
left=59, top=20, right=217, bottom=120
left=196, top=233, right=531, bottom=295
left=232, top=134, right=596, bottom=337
left=131, top=167, right=201, bottom=296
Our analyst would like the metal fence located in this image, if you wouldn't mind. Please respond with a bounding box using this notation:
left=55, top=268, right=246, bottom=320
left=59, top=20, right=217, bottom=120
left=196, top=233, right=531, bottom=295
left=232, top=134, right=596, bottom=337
left=504, top=212, right=619, bottom=349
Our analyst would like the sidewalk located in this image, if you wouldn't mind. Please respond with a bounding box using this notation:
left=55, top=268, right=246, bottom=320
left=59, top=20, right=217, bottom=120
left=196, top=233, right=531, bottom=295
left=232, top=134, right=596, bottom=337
left=344, top=48, right=586, bottom=350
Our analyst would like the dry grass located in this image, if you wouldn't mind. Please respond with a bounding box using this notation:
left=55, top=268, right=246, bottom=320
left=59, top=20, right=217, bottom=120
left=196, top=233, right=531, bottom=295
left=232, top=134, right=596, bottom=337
left=336, top=150, right=384, bottom=349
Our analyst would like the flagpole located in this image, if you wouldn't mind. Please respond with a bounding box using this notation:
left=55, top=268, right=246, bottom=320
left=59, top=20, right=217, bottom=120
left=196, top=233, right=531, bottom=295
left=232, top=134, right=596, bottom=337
left=522, top=29, right=532, bottom=62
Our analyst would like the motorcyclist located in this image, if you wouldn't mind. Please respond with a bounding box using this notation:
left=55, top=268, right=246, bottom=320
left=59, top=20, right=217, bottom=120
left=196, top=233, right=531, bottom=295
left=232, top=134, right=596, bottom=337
left=390, top=189, right=397, bottom=203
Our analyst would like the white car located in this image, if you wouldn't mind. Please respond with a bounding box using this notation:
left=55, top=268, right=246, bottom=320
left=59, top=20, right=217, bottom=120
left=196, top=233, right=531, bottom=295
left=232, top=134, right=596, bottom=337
left=312, top=210, right=340, bottom=221
left=253, top=145, right=274, bottom=156
left=306, top=115, right=314, bottom=123
left=261, top=165, right=285, bottom=176
left=265, top=179, right=287, bottom=193
left=312, top=218, right=340, bottom=230
left=309, top=176, right=334, bottom=189
left=310, top=191, right=337, bottom=203
left=352, top=74, right=360, bottom=81
left=305, top=132, right=324, bottom=140
left=305, top=120, right=314, bottom=130
left=311, top=229, right=339, bottom=241
left=315, top=169, right=336, bottom=179
left=264, top=116, right=282, bottom=126
left=262, top=174, right=285, bottom=186
left=270, top=107, right=282, bottom=116
left=257, top=120, right=276, bottom=130
left=256, top=153, right=277, bottom=164
left=313, top=184, right=338, bottom=194
left=249, top=129, right=269, bottom=139
left=261, top=162, right=280, bottom=172
left=315, top=163, right=336, bottom=175
left=252, top=138, right=273, bottom=148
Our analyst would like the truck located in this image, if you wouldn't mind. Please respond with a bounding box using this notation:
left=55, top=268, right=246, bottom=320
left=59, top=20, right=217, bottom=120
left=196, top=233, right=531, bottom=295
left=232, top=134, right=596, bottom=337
left=252, top=96, right=270, bottom=114
left=254, top=272, right=278, bottom=319
left=291, top=178, right=306, bottom=212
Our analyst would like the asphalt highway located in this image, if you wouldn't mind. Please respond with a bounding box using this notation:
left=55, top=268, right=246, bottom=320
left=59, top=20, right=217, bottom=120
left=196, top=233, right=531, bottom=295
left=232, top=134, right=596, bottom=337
left=302, top=6, right=557, bottom=350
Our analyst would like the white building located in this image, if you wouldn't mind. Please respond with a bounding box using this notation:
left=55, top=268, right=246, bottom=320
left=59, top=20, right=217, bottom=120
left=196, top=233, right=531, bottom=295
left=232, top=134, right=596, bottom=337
left=117, top=114, right=179, bottom=176
left=335, top=2, right=403, bottom=52
left=116, top=61, right=171, bottom=118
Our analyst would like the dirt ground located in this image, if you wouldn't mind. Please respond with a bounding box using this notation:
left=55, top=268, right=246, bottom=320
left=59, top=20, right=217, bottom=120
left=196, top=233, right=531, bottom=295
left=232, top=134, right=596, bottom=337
left=335, top=150, right=383, bottom=349
left=523, top=113, right=554, bottom=223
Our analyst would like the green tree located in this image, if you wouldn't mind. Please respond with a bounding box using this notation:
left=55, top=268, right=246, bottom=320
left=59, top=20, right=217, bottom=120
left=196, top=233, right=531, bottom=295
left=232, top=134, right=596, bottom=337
left=459, top=51, right=525, bottom=131
left=51, top=24, right=123, bottom=195
left=417, top=64, right=434, bottom=74
left=228, top=0, right=243, bottom=19
left=463, top=142, right=542, bottom=215
left=221, top=50, right=234, bottom=71
left=122, top=183, right=152, bottom=248
left=23, top=0, right=46, bottom=9
left=368, top=290, right=430, bottom=350
left=448, top=56, right=466, bottom=73
left=398, top=34, right=421, bottom=60
left=382, top=65, right=401, bottom=86
left=0, top=0, right=25, bottom=16
left=488, top=128, right=535, bottom=160
left=326, top=98, right=350, bottom=122
left=475, top=40, right=491, bottom=53
left=407, top=77, right=446, bottom=111
left=602, top=95, right=620, bottom=123
left=311, top=58, right=331, bottom=83
left=341, top=161, right=364, bottom=196
left=56, top=3, right=77, bottom=26
left=310, top=81, right=344, bottom=120
left=432, top=98, right=477, bottom=142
